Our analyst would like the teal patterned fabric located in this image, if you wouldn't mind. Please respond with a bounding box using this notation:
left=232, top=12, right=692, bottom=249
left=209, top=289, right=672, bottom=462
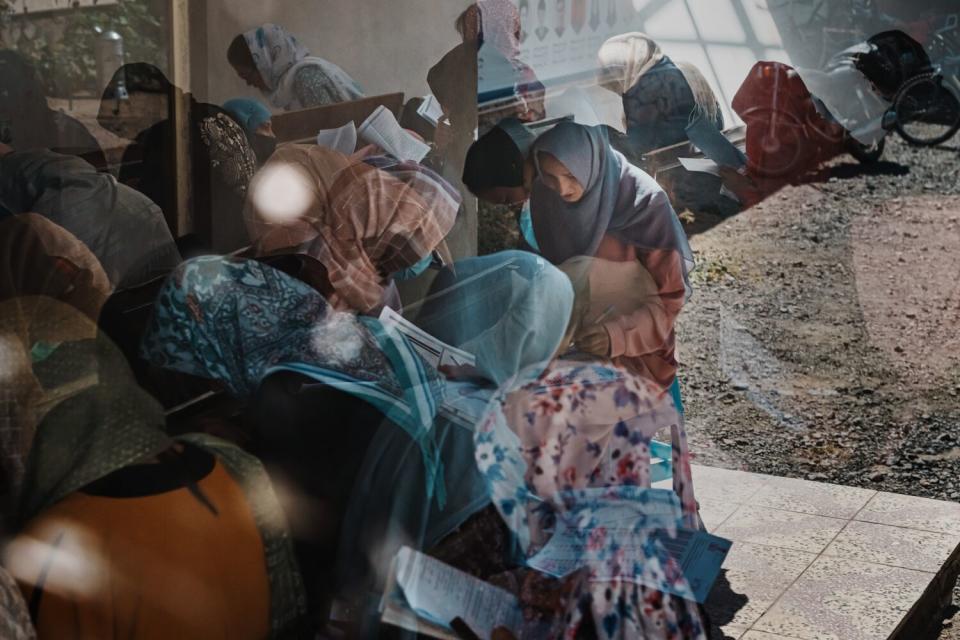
left=140, top=255, right=447, bottom=505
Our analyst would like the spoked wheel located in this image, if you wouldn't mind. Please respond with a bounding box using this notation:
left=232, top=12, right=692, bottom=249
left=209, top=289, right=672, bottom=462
left=893, top=73, right=960, bottom=146
left=743, top=109, right=807, bottom=178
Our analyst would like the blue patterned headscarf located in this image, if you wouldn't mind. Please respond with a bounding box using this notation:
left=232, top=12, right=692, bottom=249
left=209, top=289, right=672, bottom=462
left=140, top=255, right=448, bottom=504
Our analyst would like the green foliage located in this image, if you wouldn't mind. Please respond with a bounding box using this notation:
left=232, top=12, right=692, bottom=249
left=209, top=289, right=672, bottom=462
left=7, top=0, right=165, bottom=96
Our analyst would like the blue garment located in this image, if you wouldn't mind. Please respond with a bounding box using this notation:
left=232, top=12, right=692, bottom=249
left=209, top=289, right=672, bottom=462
left=669, top=375, right=684, bottom=416
left=140, top=255, right=448, bottom=504
left=517, top=200, right=540, bottom=252
left=392, top=252, right=433, bottom=281
left=222, top=98, right=272, bottom=135
left=413, top=250, right=574, bottom=386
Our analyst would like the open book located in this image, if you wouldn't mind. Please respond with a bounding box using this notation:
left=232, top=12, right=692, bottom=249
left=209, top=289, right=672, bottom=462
left=315, top=121, right=358, bottom=155
left=381, top=547, right=523, bottom=640
left=358, top=105, right=431, bottom=163
left=417, top=94, right=445, bottom=127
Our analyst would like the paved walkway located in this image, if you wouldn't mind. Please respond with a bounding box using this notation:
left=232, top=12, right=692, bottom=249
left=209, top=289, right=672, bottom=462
left=658, top=465, right=960, bottom=639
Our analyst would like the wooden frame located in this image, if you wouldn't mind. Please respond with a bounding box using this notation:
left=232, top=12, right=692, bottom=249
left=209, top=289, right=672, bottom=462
left=272, top=92, right=405, bottom=145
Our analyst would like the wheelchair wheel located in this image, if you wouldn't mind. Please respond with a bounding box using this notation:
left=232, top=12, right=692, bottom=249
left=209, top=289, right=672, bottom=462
left=893, top=73, right=960, bottom=146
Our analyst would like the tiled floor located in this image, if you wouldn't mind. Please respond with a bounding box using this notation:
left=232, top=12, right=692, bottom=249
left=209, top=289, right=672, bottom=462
left=656, top=465, right=960, bottom=640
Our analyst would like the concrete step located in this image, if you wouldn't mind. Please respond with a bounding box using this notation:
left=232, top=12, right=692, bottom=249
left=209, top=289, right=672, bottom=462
left=658, top=465, right=960, bottom=639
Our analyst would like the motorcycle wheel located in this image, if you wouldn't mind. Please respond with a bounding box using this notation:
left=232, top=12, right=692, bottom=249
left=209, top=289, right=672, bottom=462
left=743, top=109, right=807, bottom=178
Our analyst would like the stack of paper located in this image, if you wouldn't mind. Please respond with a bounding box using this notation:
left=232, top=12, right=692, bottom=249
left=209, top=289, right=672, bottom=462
left=358, top=105, right=431, bottom=163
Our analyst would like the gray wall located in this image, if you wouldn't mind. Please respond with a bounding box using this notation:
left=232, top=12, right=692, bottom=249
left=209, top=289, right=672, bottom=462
left=199, top=0, right=471, bottom=107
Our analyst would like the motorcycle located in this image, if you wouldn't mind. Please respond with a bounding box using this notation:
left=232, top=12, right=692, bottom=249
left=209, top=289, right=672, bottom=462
left=732, top=60, right=884, bottom=179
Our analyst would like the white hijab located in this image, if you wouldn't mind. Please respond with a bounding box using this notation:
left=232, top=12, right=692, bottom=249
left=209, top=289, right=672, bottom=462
left=597, top=32, right=664, bottom=96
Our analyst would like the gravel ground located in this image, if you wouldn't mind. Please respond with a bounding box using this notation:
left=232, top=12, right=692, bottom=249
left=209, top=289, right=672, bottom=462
left=673, top=135, right=960, bottom=638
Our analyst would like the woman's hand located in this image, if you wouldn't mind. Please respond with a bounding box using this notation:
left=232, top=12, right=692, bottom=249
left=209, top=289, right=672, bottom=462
left=573, top=324, right=611, bottom=357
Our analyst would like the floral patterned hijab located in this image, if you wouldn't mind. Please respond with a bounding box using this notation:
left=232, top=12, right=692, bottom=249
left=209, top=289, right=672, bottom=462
left=475, top=361, right=706, bottom=639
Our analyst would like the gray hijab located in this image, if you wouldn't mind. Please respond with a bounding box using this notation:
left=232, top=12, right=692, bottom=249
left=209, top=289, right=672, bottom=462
left=529, top=122, right=694, bottom=297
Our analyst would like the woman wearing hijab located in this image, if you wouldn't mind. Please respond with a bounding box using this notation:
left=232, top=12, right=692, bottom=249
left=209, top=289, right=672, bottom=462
left=528, top=121, right=693, bottom=391
left=227, top=24, right=364, bottom=112
left=2, top=304, right=307, bottom=638
left=476, top=361, right=707, bottom=639
left=139, top=255, right=456, bottom=626
left=246, top=144, right=459, bottom=315
left=99, top=63, right=256, bottom=252
left=0, top=146, right=181, bottom=290
left=223, top=97, right=278, bottom=165
left=597, top=33, right=724, bottom=156
left=413, top=250, right=575, bottom=389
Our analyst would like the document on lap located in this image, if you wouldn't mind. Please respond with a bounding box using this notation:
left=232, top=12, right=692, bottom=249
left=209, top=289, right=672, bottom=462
left=381, top=546, right=524, bottom=640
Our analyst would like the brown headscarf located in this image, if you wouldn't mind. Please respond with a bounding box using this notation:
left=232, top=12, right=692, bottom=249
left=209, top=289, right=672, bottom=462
left=0, top=213, right=112, bottom=322
left=246, top=145, right=459, bottom=313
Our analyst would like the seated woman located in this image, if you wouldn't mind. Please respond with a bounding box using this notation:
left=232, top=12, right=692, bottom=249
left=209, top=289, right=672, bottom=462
left=597, top=33, right=724, bottom=157
left=3, top=316, right=306, bottom=638
left=139, top=252, right=576, bottom=633
left=0, top=144, right=181, bottom=290
left=223, top=97, right=278, bottom=165
left=228, top=24, right=364, bottom=111
left=99, top=63, right=257, bottom=252
left=139, top=255, right=453, bottom=623
left=476, top=361, right=706, bottom=639
left=526, top=122, right=693, bottom=392
left=413, top=250, right=575, bottom=388
left=245, top=144, right=459, bottom=315
left=466, top=121, right=692, bottom=391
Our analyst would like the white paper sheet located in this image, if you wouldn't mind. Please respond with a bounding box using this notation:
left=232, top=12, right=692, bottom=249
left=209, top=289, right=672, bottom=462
left=393, top=547, right=523, bottom=639
left=378, top=306, right=476, bottom=370
left=358, top=105, right=431, bottom=163
left=417, top=94, right=445, bottom=127
left=315, top=121, right=358, bottom=155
